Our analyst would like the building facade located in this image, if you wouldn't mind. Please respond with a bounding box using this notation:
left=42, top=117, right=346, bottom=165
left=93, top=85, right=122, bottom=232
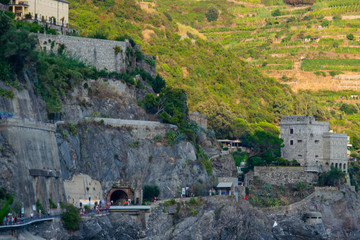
left=280, top=116, right=348, bottom=172
left=8, top=0, right=69, bottom=25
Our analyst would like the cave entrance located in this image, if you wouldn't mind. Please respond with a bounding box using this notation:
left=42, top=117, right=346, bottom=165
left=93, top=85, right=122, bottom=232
left=109, top=189, right=129, bottom=205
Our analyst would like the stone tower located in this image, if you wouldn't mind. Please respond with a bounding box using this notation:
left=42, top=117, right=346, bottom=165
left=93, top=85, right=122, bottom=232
left=280, top=116, right=348, bottom=172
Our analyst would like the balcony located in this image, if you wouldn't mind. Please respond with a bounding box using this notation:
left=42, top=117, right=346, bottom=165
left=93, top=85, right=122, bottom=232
left=8, top=0, right=29, bottom=6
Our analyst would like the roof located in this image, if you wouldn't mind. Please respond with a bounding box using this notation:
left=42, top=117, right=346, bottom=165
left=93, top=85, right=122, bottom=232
left=56, top=0, right=70, bottom=4
left=217, top=182, right=233, bottom=188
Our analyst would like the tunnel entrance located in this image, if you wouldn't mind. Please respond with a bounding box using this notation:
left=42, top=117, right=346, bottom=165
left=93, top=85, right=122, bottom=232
left=109, top=189, right=129, bottom=205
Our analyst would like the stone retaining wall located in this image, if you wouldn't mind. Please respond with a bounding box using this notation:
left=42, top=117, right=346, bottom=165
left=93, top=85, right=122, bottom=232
left=254, top=166, right=318, bottom=186
left=37, top=34, right=128, bottom=73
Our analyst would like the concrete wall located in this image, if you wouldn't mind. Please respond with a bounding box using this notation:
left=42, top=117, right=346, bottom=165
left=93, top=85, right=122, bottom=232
left=0, top=118, right=66, bottom=216
left=253, top=166, right=318, bottom=186
left=63, top=174, right=103, bottom=206
left=37, top=34, right=129, bottom=73
left=86, top=118, right=178, bottom=139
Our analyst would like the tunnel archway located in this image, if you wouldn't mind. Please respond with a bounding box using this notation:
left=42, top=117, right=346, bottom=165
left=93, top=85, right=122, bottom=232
left=110, top=190, right=129, bottom=205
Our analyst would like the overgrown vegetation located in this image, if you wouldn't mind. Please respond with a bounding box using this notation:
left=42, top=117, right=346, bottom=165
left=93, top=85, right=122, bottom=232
left=143, top=185, right=160, bottom=201
left=61, top=204, right=81, bottom=231
left=318, top=168, right=346, bottom=187
left=249, top=179, right=314, bottom=208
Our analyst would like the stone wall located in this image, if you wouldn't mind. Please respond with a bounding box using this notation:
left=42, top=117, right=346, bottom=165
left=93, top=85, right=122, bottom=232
left=253, top=166, right=318, bottom=186
left=85, top=118, right=178, bottom=139
left=37, top=34, right=128, bottom=73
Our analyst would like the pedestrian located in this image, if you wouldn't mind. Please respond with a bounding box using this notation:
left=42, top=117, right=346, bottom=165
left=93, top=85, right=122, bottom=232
left=30, top=212, right=33, bottom=221
left=39, top=209, right=42, bottom=218
left=3, top=216, right=5, bottom=225
left=124, top=200, right=127, bottom=206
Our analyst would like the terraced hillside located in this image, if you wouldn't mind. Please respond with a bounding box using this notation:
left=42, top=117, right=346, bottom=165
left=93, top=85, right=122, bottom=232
left=67, top=0, right=360, bottom=150
left=179, top=0, right=360, bottom=92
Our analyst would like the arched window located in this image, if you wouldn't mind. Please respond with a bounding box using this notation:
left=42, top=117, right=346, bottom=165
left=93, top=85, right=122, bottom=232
left=335, top=163, right=338, bottom=169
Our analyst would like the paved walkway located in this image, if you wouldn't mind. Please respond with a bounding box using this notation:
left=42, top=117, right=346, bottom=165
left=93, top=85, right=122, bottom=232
left=0, top=216, right=57, bottom=230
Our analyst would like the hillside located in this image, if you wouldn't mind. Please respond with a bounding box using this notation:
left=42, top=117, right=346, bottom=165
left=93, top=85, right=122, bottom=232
left=67, top=0, right=360, bottom=148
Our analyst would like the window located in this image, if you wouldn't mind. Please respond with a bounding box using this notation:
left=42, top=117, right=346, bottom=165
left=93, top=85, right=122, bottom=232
left=290, top=129, right=294, bottom=134
left=315, top=140, right=319, bottom=143
left=344, top=163, right=346, bottom=170
left=315, top=155, right=319, bottom=158
left=298, top=154, right=302, bottom=157
left=297, top=140, right=302, bottom=143
left=290, top=140, right=294, bottom=145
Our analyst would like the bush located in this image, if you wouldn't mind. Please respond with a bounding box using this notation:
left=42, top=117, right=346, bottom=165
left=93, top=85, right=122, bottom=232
left=321, top=20, right=329, bottom=28
left=163, top=199, right=176, bottom=206
left=328, top=70, right=343, bottom=77
left=49, top=199, right=57, bottom=209
left=143, top=185, right=160, bottom=201
left=61, top=204, right=81, bottom=231
left=347, top=34, right=355, bottom=41
left=206, top=7, right=219, bottom=22
left=271, top=9, right=281, bottom=17
left=318, top=168, right=345, bottom=186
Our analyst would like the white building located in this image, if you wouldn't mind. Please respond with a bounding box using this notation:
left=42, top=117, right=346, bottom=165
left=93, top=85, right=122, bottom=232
left=8, top=0, right=69, bottom=26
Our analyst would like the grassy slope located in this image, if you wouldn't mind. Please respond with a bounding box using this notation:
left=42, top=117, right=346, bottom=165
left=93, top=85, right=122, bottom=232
left=68, top=0, right=360, bottom=148
left=68, top=0, right=302, bottom=124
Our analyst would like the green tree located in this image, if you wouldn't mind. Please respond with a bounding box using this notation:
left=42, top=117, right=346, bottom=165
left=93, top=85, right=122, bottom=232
left=230, top=118, right=251, bottom=139
left=318, top=168, right=345, bottom=186
left=241, top=130, right=284, bottom=158
left=143, top=185, right=160, bottom=201
left=206, top=7, right=219, bottom=22
left=196, top=99, right=235, bottom=138
left=347, top=34, right=355, bottom=41
left=271, top=9, right=281, bottom=17
left=61, top=204, right=81, bottom=231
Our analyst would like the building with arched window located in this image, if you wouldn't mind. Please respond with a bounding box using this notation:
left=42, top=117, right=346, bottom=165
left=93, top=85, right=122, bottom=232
left=8, top=0, right=69, bottom=26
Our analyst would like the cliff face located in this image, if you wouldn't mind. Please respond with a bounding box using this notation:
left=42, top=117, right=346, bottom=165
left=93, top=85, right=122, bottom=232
left=56, top=121, right=211, bottom=199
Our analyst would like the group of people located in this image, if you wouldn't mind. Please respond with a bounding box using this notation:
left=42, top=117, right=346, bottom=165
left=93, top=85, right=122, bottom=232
left=3, top=215, right=23, bottom=225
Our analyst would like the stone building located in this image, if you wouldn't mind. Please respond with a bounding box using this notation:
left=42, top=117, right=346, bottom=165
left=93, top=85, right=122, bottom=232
left=280, top=116, right=348, bottom=172
left=8, top=0, right=69, bottom=25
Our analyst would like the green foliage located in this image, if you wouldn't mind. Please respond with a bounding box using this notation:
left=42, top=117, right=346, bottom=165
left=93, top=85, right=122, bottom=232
left=49, top=199, right=57, bottom=209
left=321, top=19, right=330, bottom=27
left=349, top=161, right=360, bottom=191
left=347, top=33, right=355, bottom=41
left=61, top=204, right=81, bottom=231
left=0, top=88, right=14, bottom=99
left=206, top=7, right=219, bottom=22
left=340, top=103, right=358, bottom=115
left=196, top=145, right=212, bottom=175
left=271, top=9, right=281, bottom=17
left=192, top=209, right=198, bottom=216
left=318, top=168, right=345, bottom=186
left=329, top=70, right=343, bottom=77
left=163, top=199, right=176, bottom=206
left=0, top=0, right=9, bottom=4
left=66, top=122, right=77, bottom=135
left=143, top=185, right=160, bottom=201
left=36, top=200, right=46, bottom=214
left=0, top=190, right=13, bottom=225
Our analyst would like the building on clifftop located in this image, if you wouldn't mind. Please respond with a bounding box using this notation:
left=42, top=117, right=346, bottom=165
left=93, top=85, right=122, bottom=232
left=280, top=116, right=348, bottom=173
left=8, top=0, right=69, bottom=26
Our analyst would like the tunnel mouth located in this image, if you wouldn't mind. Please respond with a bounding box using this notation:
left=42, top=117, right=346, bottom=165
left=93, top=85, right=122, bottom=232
left=110, top=190, right=129, bottom=205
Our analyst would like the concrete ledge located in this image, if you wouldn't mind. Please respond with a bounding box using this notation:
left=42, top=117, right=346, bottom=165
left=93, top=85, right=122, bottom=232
left=0, top=118, right=56, bottom=132
left=29, top=169, right=60, bottom=178
left=0, top=218, right=54, bottom=230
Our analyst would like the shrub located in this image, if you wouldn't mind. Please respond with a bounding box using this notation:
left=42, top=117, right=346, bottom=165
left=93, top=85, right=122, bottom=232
left=36, top=200, right=46, bottom=214
left=321, top=20, right=329, bottom=28
left=163, top=199, right=176, bottom=206
left=347, top=34, right=355, bottom=41
left=49, top=199, right=57, bottom=209
left=318, top=168, right=345, bottom=186
left=271, top=9, right=281, bottom=17
left=143, top=185, right=160, bottom=201
left=192, top=209, right=198, bottom=216
left=328, top=70, right=343, bottom=77
left=206, top=7, right=218, bottom=22
left=61, top=204, right=81, bottom=231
